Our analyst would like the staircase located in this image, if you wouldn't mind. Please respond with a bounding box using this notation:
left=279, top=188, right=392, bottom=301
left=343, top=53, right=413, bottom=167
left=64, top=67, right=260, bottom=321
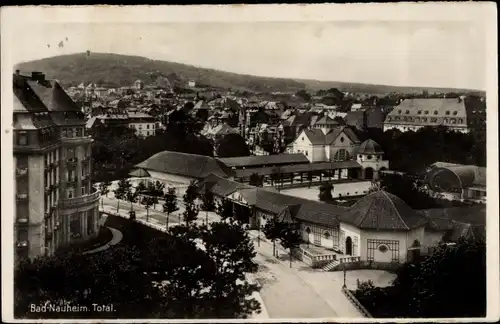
left=322, top=259, right=340, bottom=271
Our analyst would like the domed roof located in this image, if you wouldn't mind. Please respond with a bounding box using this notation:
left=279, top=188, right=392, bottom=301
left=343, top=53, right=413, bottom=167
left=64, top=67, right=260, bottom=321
left=339, top=190, right=428, bottom=230
left=358, top=139, right=384, bottom=155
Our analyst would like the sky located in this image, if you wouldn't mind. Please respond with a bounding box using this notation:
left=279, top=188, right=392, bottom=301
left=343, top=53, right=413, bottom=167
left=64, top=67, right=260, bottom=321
left=8, top=20, right=488, bottom=90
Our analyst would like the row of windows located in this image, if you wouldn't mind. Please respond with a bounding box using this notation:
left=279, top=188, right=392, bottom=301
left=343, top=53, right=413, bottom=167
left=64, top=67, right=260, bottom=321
left=62, top=127, right=85, bottom=138
left=367, top=239, right=400, bottom=262
left=388, top=116, right=464, bottom=124
left=397, top=109, right=459, bottom=116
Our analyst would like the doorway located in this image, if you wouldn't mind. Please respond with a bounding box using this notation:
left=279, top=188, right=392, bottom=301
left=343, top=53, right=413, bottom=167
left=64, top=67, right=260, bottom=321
left=345, top=236, right=353, bottom=256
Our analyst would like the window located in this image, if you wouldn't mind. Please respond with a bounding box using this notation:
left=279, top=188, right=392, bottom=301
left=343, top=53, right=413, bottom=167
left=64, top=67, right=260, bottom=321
left=305, top=151, right=308, bottom=156
left=443, top=118, right=448, bottom=124
left=424, top=111, right=429, bottom=115
left=302, top=137, right=304, bottom=141
left=387, top=116, right=392, bottom=121
left=17, top=132, right=28, bottom=145
left=434, top=111, right=438, bottom=115
left=67, top=148, right=75, bottom=158
left=305, top=227, right=311, bottom=234
left=458, top=118, right=463, bottom=123
left=67, top=189, right=74, bottom=199
left=367, top=155, right=372, bottom=160
left=70, top=213, right=81, bottom=239
left=445, top=111, right=450, bottom=115
left=417, top=110, right=422, bottom=114
left=340, top=137, right=344, bottom=143
left=333, top=149, right=350, bottom=161
left=367, top=239, right=400, bottom=262
left=398, top=110, right=401, bottom=114
left=324, top=232, right=331, bottom=239
left=414, top=117, right=420, bottom=122
left=422, top=118, right=427, bottom=122
left=146, top=124, right=150, bottom=129
left=405, top=110, right=409, bottom=114
left=358, top=155, right=362, bottom=159
left=81, top=186, right=87, bottom=195
left=450, top=118, right=456, bottom=124
left=378, top=244, right=389, bottom=253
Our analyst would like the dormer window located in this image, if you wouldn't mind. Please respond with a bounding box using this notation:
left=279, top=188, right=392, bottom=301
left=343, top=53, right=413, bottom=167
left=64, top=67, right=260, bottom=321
left=445, top=111, right=450, bottom=115
left=340, top=137, right=344, bottom=143
left=398, top=110, right=402, bottom=114
left=405, top=110, right=409, bottom=114
left=425, top=111, right=429, bottom=115
left=453, top=111, right=458, bottom=115
left=434, top=111, right=438, bottom=115
left=417, top=110, right=422, bottom=114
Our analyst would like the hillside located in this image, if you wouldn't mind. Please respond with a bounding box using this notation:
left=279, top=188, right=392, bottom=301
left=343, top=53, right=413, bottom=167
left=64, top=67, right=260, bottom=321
left=15, top=52, right=483, bottom=94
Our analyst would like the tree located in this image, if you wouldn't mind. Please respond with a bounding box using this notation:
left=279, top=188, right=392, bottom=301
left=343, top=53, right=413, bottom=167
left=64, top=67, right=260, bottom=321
left=163, top=187, right=179, bottom=229
left=15, top=246, right=163, bottom=319
left=141, top=195, right=157, bottom=222
left=217, top=199, right=235, bottom=222
left=249, top=173, right=264, bottom=187
left=319, top=183, right=334, bottom=202
left=201, top=190, right=216, bottom=212
left=113, top=179, right=131, bottom=213
left=200, top=221, right=260, bottom=318
left=295, top=89, right=311, bottom=102
left=98, top=181, right=110, bottom=211
left=270, top=167, right=282, bottom=188
left=125, top=183, right=139, bottom=214
left=262, top=217, right=285, bottom=257
left=216, top=134, right=250, bottom=158
left=147, top=180, right=165, bottom=209
left=279, top=225, right=302, bottom=268
left=135, top=181, right=147, bottom=195
left=182, top=181, right=199, bottom=227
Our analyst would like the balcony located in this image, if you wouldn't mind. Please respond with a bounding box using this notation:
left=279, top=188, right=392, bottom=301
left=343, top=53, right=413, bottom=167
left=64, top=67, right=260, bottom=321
left=59, top=190, right=100, bottom=208
left=61, top=135, right=92, bottom=145
left=66, top=158, right=78, bottom=168
left=67, top=178, right=77, bottom=186
left=16, top=193, right=28, bottom=200
left=16, top=168, right=28, bottom=177
left=16, top=241, right=29, bottom=248
left=17, top=217, right=29, bottom=224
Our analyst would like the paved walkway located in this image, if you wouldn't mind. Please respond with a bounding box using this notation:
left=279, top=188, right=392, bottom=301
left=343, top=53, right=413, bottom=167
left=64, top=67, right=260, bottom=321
left=83, top=227, right=123, bottom=255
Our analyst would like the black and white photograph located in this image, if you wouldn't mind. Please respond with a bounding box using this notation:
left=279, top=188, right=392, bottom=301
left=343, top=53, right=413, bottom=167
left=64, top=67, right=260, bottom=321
left=1, top=3, right=498, bottom=322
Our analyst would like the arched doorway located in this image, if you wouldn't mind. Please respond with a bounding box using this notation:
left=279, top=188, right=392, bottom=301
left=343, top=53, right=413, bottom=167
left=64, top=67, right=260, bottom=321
left=408, top=239, right=421, bottom=262
left=345, top=236, right=353, bottom=256
left=364, top=167, right=374, bottom=180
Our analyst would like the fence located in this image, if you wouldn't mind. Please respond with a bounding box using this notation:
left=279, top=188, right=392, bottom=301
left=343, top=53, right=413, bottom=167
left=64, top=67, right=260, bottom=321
left=342, top=287, right=372, bottom=318
left=332, top=260, right=401, bottom=273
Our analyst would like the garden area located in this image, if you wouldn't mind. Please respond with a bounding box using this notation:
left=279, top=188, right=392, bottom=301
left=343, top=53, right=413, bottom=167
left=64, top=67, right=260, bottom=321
left=351, top=236, right=486, bottom=318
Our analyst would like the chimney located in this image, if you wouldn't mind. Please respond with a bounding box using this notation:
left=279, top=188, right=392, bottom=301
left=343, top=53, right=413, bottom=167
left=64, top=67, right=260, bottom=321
left=15, top=69, right=20, bottom=75
left=31, top=71, right=45, bottom=82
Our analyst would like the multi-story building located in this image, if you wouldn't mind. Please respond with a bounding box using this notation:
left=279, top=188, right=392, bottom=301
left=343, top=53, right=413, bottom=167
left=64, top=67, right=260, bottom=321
left=127, top=111, right=156, bottom=137
left=13, top=71, right=100, bottom=262
left=383, top=97, right=486, bottom=133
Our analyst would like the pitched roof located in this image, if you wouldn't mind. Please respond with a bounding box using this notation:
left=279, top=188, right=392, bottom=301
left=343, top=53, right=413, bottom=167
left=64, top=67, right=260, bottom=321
left=218, top=153, right=309, bottom=168
left=316, top=115, right=340, bottom=125
left=135, top=151, right=231, bottom=179
left=27, top=80, right=81, bottom=112
left=278, top=202, right=347, bottom=227
left=339, top=191, right=428, bottom=230
left=358, top=139, right=384, bottom=155
left=419, top=205, right=486, bottom=227
left=197, top=173, right=252, bottom=197
left=387, top=98, right=467, bottom=118
left=427, top=162, right=486, bottom=188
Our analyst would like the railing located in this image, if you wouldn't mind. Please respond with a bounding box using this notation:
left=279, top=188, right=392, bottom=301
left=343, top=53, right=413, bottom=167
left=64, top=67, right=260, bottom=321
left=16, top=168, right=28, bottom=176
left=16, top=193, right=28, bottom=200
left=338, top=256, right=361, bottom=263
left=342, top=287, right=372, bottom=318
left=16, top=241, right=29, bottom=248
left=62, top=135, right=92, bottom=144
left=60, top=190, right=100, bottom=208
left=17, top=217, right=29, bottom=224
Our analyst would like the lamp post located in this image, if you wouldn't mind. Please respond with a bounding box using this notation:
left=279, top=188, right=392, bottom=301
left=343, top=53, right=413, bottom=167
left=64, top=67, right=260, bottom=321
left=343, top=263, right=347, bottom=289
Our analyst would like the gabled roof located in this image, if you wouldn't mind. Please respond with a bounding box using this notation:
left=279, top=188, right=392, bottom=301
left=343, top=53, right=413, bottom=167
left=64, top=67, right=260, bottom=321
left=339, top=191, right=428, bottom=230
left=135, top=151, right=232, bottom=179
left=316, top=115, right=340, bottom=126
left=300, top=126, right=360, bottom=145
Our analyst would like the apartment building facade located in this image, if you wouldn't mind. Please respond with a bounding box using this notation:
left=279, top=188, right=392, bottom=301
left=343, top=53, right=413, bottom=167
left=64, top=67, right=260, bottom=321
left=14, top=71, right=100, bottom=262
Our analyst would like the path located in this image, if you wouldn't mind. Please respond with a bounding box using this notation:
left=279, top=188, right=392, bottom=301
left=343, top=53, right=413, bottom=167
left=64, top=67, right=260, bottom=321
left=248, top=230, right=363, bottom=319
left=83, top=227, right=123, bottom=254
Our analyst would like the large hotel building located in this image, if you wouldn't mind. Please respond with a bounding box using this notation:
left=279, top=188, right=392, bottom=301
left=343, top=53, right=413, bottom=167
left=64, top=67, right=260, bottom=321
left=13, top=71, right=100, bottom=262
